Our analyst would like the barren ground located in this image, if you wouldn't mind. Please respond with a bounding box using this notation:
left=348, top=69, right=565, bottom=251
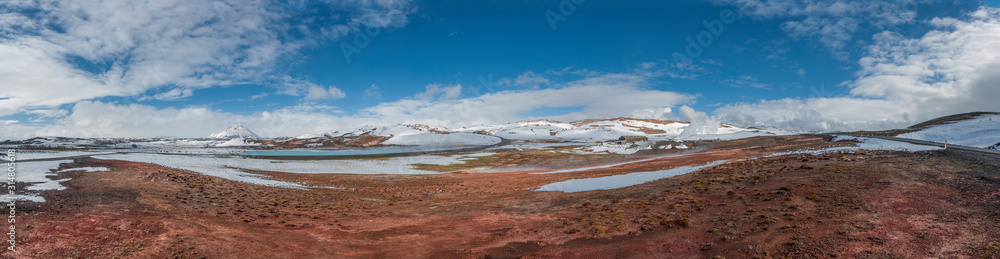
left=4, top=135, right=1000, bottom=258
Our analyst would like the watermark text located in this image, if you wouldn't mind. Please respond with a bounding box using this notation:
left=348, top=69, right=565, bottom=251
left=671, top=9, right=738, bottom=68
left=545, top=0, right=586, bottom=31
left=6, top=149, right=16, bottom=251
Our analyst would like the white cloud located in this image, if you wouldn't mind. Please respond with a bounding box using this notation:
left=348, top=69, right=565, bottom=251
left=141, top=88, right=195, bottom=101
left=305, top=85, right=347, bottom=100
left=716, top=7, right=1000, bottom=132
left=275, top=76, right=347, bottom=101
left=24, top=108, right=68, bottom=119
left=0, top=38, right=118, bottom=116
left=720, top=75, right=771, bottom=89
left=0, top=120, right=42, bottom=140
left=33, top=101, right=363, bottom=139
left=715, top=97, right=909, bottom=131
left=630, top=58, right=710, bottom=80
left=506, top=71, right=552, bottom=88
left=18, top=73, right=696, bottom=139
left=713, top=0, right=926, bottom=58
left=414, top=83, right=463, bottom=101
left=37, top=101, right=232, bottom=138
left=677, top=105, right=720, bottom=139
left=250, top=93, right=270, bottom=100
left=363, top=74, right=695, bottom=128
left=0, top=0, right=413, bottom=116
left=362, top=84, right=382, bottom=100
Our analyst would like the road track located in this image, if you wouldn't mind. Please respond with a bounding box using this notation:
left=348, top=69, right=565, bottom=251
left=846, top=134, right=1000, bottom=156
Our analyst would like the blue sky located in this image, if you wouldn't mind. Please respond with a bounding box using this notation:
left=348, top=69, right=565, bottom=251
left=1, top=0, right=999, bottom=139
left=161, top=0, right=848, bottom=111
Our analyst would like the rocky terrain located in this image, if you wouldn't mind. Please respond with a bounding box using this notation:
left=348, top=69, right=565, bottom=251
left=5, top=134, right=1000, bottom=258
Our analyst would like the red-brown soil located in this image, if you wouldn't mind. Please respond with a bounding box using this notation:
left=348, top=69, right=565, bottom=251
left=4, top=135, right=1000, bottom=258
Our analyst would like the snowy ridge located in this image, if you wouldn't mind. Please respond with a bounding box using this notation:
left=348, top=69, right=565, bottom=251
left=898, top=114, right=1000, bottom=149
left=382, top=133, right=501, bottom=146
left=456, top=120, right=575, bottom=140
left=761, top=135, right=944, bottom=158
left=332, top=124, right=440, bottom=138
left=330, top=124, right=501, bottom=146
left=453, top=118, right=781, bottom=142
left=4, top=118, right=785, bottom=148
left=308, top=118, right=782, bottom=146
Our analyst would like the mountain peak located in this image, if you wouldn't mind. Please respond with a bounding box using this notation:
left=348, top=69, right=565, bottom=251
left=210, top=124, right=260, bottom=139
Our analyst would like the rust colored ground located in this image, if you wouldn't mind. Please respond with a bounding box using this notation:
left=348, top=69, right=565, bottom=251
left=4, top=135, right=999, bottom=258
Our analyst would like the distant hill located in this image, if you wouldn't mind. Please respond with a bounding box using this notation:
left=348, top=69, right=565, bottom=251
left=907, top=112, right=1000, bottom=130
left=844, top=111, right=1000, bottom=138
left=897, top=112, right=1000, bottom=148
left=3, top=118, right=787, bottom=148
left=276, top=118, right=785, bottom=148
left=451, top=117, right=781, bottom=142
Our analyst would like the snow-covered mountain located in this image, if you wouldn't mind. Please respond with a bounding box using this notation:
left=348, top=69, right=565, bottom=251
left=289, top=118, right=782, bottom=147
left=326, top=124, right=501, bottom=146
left=210, top=124, right=260, bottom=139
left=1, top=118, right=785, bottom=148
left=335, top=124, right=449, bottom=138
left=455, top=120, right=575, bottom=140
left=453, top=117, right=780, bottom=142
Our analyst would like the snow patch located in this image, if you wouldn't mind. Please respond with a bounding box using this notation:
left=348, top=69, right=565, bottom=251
left=535, top=161, right=726, bottom=193
left=439, top=118, right=782, bottom=143
left=57, top=167, right=109, bottom=173
left=93, top=152, right=483, bottom=188
left=837, top=136, right=944, bottom=152
left=295, top=133, right=323, bottom=139
left=1, top=150, right=117, bottom=161
left=0, top=160, right=74, bottom=202
left=26, top=179, right=71, bottom=191
left=382, top=133, right=501, bottom=146
left=585, top=144, right=650, bottom=155
left=898, top=114, right=1000, bottom=148
left=94, top=154, right=305, bottom=188
left=215, top=138, right=261, bottom=147
left=456, top=120, right=574, bottom=140
left=763, top=135, right=943, bottom=158
left=0, top=195, right=45, bottom=203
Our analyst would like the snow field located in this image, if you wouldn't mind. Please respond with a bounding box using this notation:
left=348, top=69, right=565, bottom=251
left=0, top=160, right=107, bottom=202
left=898, top=114, right=1000, bottom=148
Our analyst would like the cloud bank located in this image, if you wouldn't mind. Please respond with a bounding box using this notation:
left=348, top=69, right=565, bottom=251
left=716, top=7, right=1000, bottom=132
left=0, top=0, right=413, bottom=116
left=713, top=0, right=929, bottom=58
left=26, top=74, right=694, bottom=138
